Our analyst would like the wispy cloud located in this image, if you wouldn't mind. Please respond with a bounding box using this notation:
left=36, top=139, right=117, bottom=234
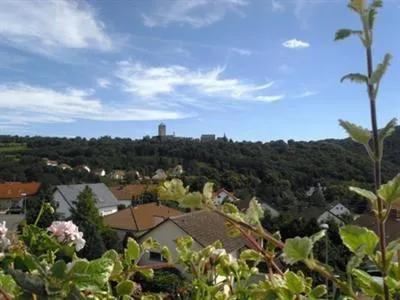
left=97, top=78, right=112, bottom=89
left=116, top=61, right=284, bottom=102
left=282, top=39, right=310, bottom=49
left=0, top=0, right=113, bottom=57
left=293, top=90, right=317, bottom=98
left=271, top=0, right=285, bottom=12
left=231, top=48, right=252, bottom=56
left=0, top=84, right=188, bottom=128
left=142, top=0, right=249, bottom=28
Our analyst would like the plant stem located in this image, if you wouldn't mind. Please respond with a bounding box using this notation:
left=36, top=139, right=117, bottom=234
left=33, top=203, right=45, bottom=227
left=0, top=287, right=11, bottom=300
left=365, top=42, right=389, bottom=299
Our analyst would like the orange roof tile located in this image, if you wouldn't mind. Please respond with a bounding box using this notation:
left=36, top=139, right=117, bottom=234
left=103, top=202, right=182, bottom=231
left=0, top=182, right=41, bottom=199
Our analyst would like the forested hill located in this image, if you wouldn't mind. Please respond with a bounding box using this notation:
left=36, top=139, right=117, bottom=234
left=0, top=127, right=399, bottom=213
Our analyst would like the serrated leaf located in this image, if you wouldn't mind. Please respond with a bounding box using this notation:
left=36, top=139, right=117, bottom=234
left=203, top=182, right=214, bottom=200
left=116, top=280, right=135, bottom=296
left=141, top=237, right=160, bottom=251
left=371, top=53, right=392, bottom=84
left=68, top=260, right=89, bottom=276
left=51, top=260, right=67, bottom=279
left=285, top=271, right=305, bottom=294
left=349, top=186, right=377, bottom=208
left=240, top=249, right=264, bottom=262
left=378, top=173, right=400, bottom=204
left=158, top=179, right=189, bottom=201
left=283, top=237, right=313, bottom=264
left=339, top=120, right=371, bottom=145
left=346, top=246, right=365, bottom=275
left=310, top=230, right=326, bottom=244
left=222, top=202, right=239, bottom=214
left=340, top=73, right=368, bottom=84
left=348, top=0, right=365, bottom=12
left=379, top=118, right=397, bottom=143
left=0, top=272, right=19, bottom=295
left=85, top=258, right=114, bottom=287
left=340, top=225, right=378, bottom=256
left=126, top=238, right=140, bottom=262
left=352, top=269, right=383, bottom=296
left=387, top=238, right=400, bottom=252
left=102, top=249, right=123, bottom=278
left=334, top=29, right=363, bottom=41
left=245, top=198, right=264, bottom=227
left=309, top=285, right=327, bottom=298
left=179, top=192, right=203, bottom=208
left=161, top=246, right=172, bottom=263
left=138, top=268, right=154, bottom=279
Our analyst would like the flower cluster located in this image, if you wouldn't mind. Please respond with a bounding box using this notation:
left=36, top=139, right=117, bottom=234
left=0, top=221, right=7, bottom=238
left=48, top=221, right=86, bottom=251
left=0, top=221, right=10, bottom=252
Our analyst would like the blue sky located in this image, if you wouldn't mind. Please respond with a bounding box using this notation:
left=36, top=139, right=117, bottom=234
left=0, top=0, right=399, bottom=142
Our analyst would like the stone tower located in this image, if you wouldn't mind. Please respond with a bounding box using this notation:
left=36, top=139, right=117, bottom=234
left=158, top=122, right=166, bottom=137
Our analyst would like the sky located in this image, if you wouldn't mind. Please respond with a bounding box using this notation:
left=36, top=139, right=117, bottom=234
left=0, top=0, right=399, bottom=142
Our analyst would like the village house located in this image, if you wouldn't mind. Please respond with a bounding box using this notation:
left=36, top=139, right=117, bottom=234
left=103, top=202, right=182, bottom=239
left=109, top=184, right=154, bottom=207
left=94, top=168, right=106, bottom=177
left=42, top=158, right=58, bottom=167
left=0, top=182, right=41, bottom=212
left=110, top=170, right=126, bottom=180
left=317, top=202, right=351, bottom=226
left=213, top=188, right=240, bottom=205
left=75, top=165, right=91, bottom=173
left=58, top=163, right=72, bottom=170
left=54, top=183, right=118, bottom=219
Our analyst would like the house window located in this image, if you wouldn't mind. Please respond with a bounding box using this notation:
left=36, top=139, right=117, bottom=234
left=149, top=251, right=167, bottom=262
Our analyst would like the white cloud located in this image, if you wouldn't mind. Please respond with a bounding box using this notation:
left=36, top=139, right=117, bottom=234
left=0, top=0, right=113, bottom=56
left=294, top=90, right=317, bottom=98
left=282, top=39, right=310, bottom=49
left=271, top=0, right=285, bottom=12
left=232, top=48, right=252, bottom=56
left=97, top=78, right=112, bottom=89
left=116, top=61, right=284, bottom=103
left=0, top=84, right=187, bottom=127
left=142, top=0, right=249, bottom=28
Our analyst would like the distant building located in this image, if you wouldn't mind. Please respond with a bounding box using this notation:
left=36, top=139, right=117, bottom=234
left=110, top=170, right=126, bottom=180
left=58, top=163, right=72, bottom=170
left=0, top=182, right=41, bottom=211
left=212, top=188, right=239, bottom=205
left=201, top=134, right=216, bottom=142
left=109, top=184, right=155, bottom=206
left=42, top=158, right=58, bottom=167
left=75, top=165, right=91, bottom=173
left=54, top=183, right=118, bottom=219
left=317, top=203, right=350, bottom=226
left=94, top=168, right=106, bottom=177
left=158, top=122, right=166, bottom=137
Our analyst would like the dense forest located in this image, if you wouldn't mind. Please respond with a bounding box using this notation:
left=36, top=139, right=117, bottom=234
left=1, top=127, right=399, bottom=214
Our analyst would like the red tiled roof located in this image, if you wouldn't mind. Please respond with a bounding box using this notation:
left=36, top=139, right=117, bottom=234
left=103, top=202, right=182, bottom=231
left=109, top=184, right=154, bottom=200
left=0, top=182, right=41, bottom=199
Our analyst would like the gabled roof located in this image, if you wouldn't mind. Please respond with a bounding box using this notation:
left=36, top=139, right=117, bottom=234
left=213, top=188, right=239, bottom=202
left=103, top=202, right=182, bottom=231
left=168, top=210, right=249, bottom=252
left=109, top=184, right=153, bottom=200
left=55, top=183, right=118, bottom=215
left=0, top=182, right=41, bottom=199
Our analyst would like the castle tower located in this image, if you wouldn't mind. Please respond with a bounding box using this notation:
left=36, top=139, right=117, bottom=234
left=158, top=122, right=166, bottom=137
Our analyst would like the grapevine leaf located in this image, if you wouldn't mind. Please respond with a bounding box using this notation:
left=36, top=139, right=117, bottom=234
left=340, top=225, right=378, bottom=256
left=378, top=174, right=400, bottom=204
left=116, top=280, right=136, bottom=296
left=339, top=120, right=371, bottom=145
left=158, top=179, right=189, bottom=201
left=334, top=29, right=363, bottom=41
left=245, top=198, right=264, bottom=227
left=285, top=271, right=305, bottom=294
left=340, top=73, right=368, bottom=84
left=349, top=186, right=377, bottom=208
left=283, top=237, right=313, bottom=264
left=371, top=53, right=392, bottom=84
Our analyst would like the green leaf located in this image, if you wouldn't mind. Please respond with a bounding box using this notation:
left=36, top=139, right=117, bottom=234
left=68, top=260, right=89, bottom=276
left=85, top=258, right=114, bottom=287
left=387, top=238, right=400, bottom=252
left=245, top=198, right=264, bottom=227
left=309, top=285, right=327, bottom=298
left=284, top=271, right=305, bottom=294
left=240, top=249, right=264, bottom=262
left=203, top=182, right=214, bottom=200
left=161, top=246, right=172, bottom=263
left=334, top=29, right=363, bottom=41
left=179, top=192, right=203, bottom=208
left=138, top=268, right=154, bottom=279
left=340, top=225, right=379, bottom=256
left=116, top=280, right=135, bottom=296
left=102, top=249, right=123, bottom=278
left=346, top=246, right=365, bottom=275
left=371, top=53, right=392, bottom=84
left=349, top=186, right=377, bottom=208
left=310, top=230, right=326, bottom=244
left=340, top=73, right=368, bottom=84
left=378, top=174, right=400, bottom=204
left=222, top=202, right=239, bottom=214
left=126, top=238, right=140, bottom=262
left=339, top=120, right=371, bottom=145
left=379, top=118, right=398, bottom=144
left=9, top=269, right=46, bottom=296
left=348, top=0, right=365, bottom=13
left=352, top=269, right=384, bottom=296
left=283, top=237, right=313, bottom=264
left=0, top=272, right=19, bottom=295
left=51, top=260, right=67, bottom=279
left=158, top=179, right=189, bottom=201
left=141, top=237, right=160, bottom=251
